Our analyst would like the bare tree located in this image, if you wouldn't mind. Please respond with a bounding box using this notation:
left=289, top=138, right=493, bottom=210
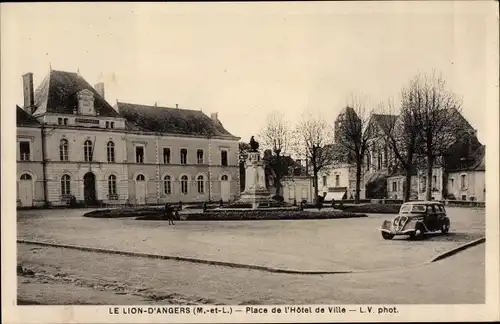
left=335, top=93, right=374, bottom=203
left=260, top=111, right=291, bottom=197
left=293, top=111, right=335, bottom=204
left=377, top=98, right=418, bottom=202
left=405, top=72, right=465, bottom=200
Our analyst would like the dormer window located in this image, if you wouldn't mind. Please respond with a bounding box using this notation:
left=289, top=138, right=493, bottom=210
left=77, top=89, right=95, bottom=116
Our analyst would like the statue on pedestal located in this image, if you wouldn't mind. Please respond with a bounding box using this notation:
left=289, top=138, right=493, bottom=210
left=239, top=136, right=270, bottom=205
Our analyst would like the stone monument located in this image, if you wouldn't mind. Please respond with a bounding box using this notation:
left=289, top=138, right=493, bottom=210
left=239, top=136, right=271, bottom=208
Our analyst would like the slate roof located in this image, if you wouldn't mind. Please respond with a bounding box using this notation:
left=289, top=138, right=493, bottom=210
left=445, top=144, right=485, bottom=172
left=32, top=70, right=119, bottom=117
left=370, top=113, right=398, bottom=134
left=16, top=105, right=40, bottom=127
left=116, top=101, right=236, bottom=138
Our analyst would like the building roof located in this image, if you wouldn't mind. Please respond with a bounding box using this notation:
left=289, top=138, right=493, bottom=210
left=116, top=101, right=236, bottom=138
left=370, top=113, right=398, bottom=135
left=16, top=105, right=40, bottom=127
left=32, top=70, right=119, bottom=117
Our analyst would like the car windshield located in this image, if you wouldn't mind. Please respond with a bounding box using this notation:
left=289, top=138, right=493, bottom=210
left=400, top=204, right=427, bottom=213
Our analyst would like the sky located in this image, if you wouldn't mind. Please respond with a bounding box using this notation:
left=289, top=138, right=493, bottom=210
left=1, top=2, right=497, bottom=145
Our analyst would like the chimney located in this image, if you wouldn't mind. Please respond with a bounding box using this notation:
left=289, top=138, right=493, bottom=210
left=94, top=82, right=105, bottom=99
left=211, top=112, right=219, bottom=123
left=22, top=73, right=35, bottom=113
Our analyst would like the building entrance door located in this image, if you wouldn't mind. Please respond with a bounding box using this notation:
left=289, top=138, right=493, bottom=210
left=83, top=172, right=97, bottom=204
left=19, top=174, right=34, bottom=207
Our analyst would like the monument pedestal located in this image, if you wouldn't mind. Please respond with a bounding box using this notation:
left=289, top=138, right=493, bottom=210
left=239, top=151, right=270, bottom=208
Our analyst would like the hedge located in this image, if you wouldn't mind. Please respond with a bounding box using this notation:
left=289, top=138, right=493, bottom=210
left=136, top=210, right=367, bottom=221
left=84, top=207, right=164, bottom=218
left=339, top=203, right=401, bottom=214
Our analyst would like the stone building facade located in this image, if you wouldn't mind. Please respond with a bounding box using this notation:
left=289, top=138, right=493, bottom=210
left=16, top=69, right=240, bottom=207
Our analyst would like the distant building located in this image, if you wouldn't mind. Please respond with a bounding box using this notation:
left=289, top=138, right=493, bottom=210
left=16, top=69, right=240, bottom=207
left=320, top=106, right=485, bottom=202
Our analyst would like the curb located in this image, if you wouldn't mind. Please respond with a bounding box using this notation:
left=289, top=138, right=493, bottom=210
left=17, top=237, right=485, bottom=275
left=428, top=236, right=486, bottom=263
left=16, top=240, right=352, bottom=275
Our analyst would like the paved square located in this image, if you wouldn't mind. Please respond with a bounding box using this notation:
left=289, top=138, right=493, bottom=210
left=17, top=207, right=485, bottom=272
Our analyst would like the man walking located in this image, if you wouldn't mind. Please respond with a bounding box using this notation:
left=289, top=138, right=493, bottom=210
left=164, top=203, right=175, bottom=225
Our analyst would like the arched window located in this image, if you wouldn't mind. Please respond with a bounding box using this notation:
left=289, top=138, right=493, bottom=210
left=164, top=175, right=172, bottom=194
left=107, top=141, right=115, bottom=163
left=136, top=174, right=145, bottom=181
left=221, top=174, right=229, bottom=181
left=108, top=175, right=117, bottom=196
left=61, top=174, right=71, bottom=196
left=181, top=175, right=188, bottom=194
left=20, top=173, right=32, bottom=180
left=84, top=140, right=93, bottom=162
left=59, top=139, right=69, bottom=161
left=63, top=118, right=68, bottom=125
left=197, top=175, right=205, bottom=194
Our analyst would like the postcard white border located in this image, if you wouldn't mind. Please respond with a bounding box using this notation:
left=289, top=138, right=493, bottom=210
left=2, top=1, right=499, bottom=323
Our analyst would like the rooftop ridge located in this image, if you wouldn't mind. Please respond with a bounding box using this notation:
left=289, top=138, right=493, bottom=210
left=117, top=100, right=207, bottom=114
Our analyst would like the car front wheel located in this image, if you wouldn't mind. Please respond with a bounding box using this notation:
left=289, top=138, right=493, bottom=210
left=441, top=223, right=450, bottom=234
left=382, top=232, right=394, bottom=240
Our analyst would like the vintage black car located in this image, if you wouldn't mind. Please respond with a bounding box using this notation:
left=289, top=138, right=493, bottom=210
left=380, top=201, right=451, bottom=240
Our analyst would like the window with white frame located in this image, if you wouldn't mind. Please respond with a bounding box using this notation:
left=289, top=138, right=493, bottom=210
left=181, top=175, right=188, bottom=194
left=197, top=149, right=204, bottom=164
left=180, top=149, right=188, bottom=165
left=63, top=118, right=68, bottom=125
left=335, top=175, right=340, bottom=187
left=61, top=174, right=71, bottom=196
left=107, top=141, right=115, bottom=162
left=135, top=146, right=144, bottom=164
left=84, top=140, right=93, bottom=162
left=197, top=175, right=205, bottom=193
left=449, top=178, right=455, bottom=190
left=19, top=141, right=30, bottom=161
left=432, top=175, right=437, bottom=190
left=108, top=175, right=117, bottom=197
left=164, top=175, right=172, bottom=194
left=163, top=148, right=171, bottom=164
left=392, top=181, right=397, bottom=192
left=322, top=176, right=327, bottom=187
left=221, top=150, right=228, bottom=166
left=460, top=174, right=467, bottom=189
left=60, top=139, right=69, bottom=161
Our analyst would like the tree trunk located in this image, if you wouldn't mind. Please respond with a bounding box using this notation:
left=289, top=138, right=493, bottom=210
left=275, top=152, right=281, bottom=197
left=426, top=155, right=434, bottom=201
left=404, top=168, right=412, bottom=202
left=313, top=169, right=319, bottom=204
left=355, top=159, right=362, bottom=204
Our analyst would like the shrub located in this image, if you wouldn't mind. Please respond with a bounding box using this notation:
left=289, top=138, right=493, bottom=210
left=84, top=207, right=164, bottom=218
left=136, top=210, right=367, bottom=221
left=272, top=195, right=284, bottom=202
left=340, top=203, right=401, bottom=214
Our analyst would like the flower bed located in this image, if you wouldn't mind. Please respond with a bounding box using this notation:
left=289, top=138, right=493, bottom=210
left=136, top=210, right=367, bottom=221
left=84, top=207, right=164, bottom=218
left=339, top=203, right=401, bottom=214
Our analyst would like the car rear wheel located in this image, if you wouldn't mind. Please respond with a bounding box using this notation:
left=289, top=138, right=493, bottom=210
left=381, top=232, right=394, bottom=240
